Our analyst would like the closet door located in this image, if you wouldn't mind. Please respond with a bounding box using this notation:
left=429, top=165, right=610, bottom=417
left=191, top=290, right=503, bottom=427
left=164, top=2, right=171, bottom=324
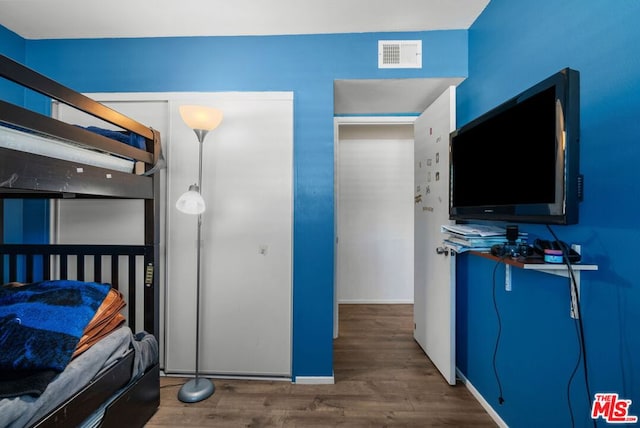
left=56, top=92, right=293, bottom=377
left=165, top=93, right=293, bottom=377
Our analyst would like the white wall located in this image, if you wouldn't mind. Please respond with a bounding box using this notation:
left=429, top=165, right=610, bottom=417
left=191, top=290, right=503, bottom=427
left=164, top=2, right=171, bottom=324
left=336, top=122, right=414, bottom=304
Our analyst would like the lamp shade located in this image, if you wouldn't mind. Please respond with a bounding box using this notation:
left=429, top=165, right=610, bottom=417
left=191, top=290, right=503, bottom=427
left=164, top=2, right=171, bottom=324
left=179, top=105, right=223, bottom=131
left=176, top=184, right=206, bottom=215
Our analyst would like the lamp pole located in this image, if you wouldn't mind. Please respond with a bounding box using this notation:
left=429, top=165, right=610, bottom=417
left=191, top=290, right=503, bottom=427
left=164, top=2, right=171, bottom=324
left=176, top=105, right=222, bottom=403
left=177, top=128, right=215, bottom=403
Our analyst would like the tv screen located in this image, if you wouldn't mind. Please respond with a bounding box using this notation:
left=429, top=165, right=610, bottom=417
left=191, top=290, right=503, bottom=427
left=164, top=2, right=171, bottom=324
left=449, top=68, right=581, bottom=225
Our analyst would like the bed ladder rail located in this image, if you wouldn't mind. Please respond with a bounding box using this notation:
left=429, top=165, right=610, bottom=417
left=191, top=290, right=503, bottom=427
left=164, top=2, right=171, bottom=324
left=0, top=243, right=154, bottom=334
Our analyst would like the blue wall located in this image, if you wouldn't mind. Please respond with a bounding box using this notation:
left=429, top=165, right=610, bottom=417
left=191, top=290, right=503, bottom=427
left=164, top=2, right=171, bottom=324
left=0, top=25, right=25, bottom=248
left=456, top=1, right=640, bottom=427
left=2, top=29, right=468, bottom=379
left=0, top=25, right=50, bottom=253
left=0, top=25, right=25, bottom=103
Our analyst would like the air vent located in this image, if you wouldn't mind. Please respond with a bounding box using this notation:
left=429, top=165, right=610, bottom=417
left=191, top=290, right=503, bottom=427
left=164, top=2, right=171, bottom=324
left=378, top=40, right=422, bottom=69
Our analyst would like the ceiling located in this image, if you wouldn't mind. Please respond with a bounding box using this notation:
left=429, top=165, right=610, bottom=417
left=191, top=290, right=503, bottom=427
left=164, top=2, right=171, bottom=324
left=0, top=0, right=489, bottom=115
left=334, top=77, right=465, bottom=115
left=0, top=0, right=489, bottom=40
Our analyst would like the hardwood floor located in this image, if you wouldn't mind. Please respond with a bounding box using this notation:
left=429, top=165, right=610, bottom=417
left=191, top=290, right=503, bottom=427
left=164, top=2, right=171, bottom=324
left=146, top=304, right=496, bottom=427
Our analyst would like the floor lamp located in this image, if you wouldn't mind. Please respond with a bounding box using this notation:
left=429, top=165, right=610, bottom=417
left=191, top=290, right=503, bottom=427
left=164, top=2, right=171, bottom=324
left=175, top=105, right=223, bottom=403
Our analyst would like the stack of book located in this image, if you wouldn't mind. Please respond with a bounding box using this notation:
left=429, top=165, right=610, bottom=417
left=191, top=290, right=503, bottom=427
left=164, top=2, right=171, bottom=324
left=441, top=224, right=528, bottom=253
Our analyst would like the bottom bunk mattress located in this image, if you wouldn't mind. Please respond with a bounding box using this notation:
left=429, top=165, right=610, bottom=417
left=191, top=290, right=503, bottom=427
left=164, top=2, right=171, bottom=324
left=0, top=326, right=158, bottom=428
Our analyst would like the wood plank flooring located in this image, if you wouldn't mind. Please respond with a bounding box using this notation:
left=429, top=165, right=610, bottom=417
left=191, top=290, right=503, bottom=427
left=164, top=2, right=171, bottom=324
left=146, top=304, right=496, bottom=427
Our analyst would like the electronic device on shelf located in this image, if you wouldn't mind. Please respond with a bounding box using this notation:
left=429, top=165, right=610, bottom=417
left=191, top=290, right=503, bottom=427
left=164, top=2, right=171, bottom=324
left=449, top=68, right=582, bottom=225
left=490, top=242, right=532, bottom=258
left=489, top=225, right=532, bottom=258
left=533, top=239, right=582, bottom=263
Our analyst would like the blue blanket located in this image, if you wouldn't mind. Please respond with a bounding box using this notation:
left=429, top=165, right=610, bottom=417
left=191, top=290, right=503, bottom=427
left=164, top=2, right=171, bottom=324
left=82, top=126, right=146, bottom=150
left=0, top=280, right=110, bottom=372
left=1, top=122, right=146, bottom=150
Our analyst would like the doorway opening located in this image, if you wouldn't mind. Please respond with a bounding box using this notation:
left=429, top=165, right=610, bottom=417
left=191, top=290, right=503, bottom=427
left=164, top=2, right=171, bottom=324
left=333, top=116, right=416, bottom=338
left=333, top=79, right=461, bottom=385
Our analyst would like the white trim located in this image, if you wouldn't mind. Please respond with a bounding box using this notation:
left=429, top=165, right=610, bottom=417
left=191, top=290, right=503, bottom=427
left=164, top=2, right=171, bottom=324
left=338, top=299, right=413, bottom=304
left=294, top=375, right=335, bottom=385
left=456, top=368, right=509, bottom=428
left=334, top=116, right=417, bottom=126
left=81, top=91, right=293, bottom=102
left=164, top=373, right=292, bottom=383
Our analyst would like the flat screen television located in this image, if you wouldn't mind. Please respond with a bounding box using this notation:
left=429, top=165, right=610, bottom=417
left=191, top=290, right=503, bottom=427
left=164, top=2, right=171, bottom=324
left=449, top=68, right=581, bottom=225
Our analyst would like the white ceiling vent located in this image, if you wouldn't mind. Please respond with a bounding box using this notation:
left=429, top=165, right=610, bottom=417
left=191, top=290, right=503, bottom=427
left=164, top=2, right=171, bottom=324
left=378, top=40, right=422, bottom=69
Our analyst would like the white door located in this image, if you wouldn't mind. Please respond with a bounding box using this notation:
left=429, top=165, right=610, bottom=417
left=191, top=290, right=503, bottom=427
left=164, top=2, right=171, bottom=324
left=166, top=93, right=293, bottom=378
left=413, top=86, right=457, bottom=385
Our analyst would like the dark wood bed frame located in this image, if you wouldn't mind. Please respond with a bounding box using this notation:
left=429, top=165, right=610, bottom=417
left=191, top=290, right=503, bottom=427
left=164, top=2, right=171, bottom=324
left=0, top=53, right=161, bottom=427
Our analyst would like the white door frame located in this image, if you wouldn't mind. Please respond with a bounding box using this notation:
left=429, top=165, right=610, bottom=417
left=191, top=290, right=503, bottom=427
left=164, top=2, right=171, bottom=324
left=333, top=116, right=417, bottom=339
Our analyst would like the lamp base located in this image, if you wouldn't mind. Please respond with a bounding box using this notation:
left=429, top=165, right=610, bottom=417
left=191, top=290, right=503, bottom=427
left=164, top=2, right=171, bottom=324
left=177, top=377, right=215, bottom=403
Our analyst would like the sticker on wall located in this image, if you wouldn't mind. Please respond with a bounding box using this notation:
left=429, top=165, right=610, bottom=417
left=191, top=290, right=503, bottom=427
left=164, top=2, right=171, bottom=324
left=423, top=206, right=434, bottom=212
left=415, top=194, right=423, bottom=204
left=435, top=171, right=440, bottom=181
left=425, top=185, right=431, bottom=195
left=427, top=171, right=432, bottom=182
left=435, top=153, right=440, bottom=164
left=427, top=159, right=432, bottom=166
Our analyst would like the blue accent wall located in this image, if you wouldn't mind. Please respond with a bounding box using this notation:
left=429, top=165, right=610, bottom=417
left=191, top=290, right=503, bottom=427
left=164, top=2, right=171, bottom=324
left=0, top=24, right=50, bottom=253
left=457, top=1, right=640, bottom=427
left=0, top=25, right=26, bottom=103
left=13, top=30, right=468, bottom=379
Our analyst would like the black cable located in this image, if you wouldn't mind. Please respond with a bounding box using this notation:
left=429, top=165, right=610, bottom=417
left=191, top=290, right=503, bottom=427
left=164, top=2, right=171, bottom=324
left=546, top=225, right=596, bottom=428
left=566, top=310, right=583, bottom=428
left=492, top=256, right=506, bottom=405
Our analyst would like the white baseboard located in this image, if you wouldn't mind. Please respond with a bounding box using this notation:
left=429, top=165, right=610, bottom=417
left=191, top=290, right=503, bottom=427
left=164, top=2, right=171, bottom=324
left=456, top=368, right=509, bottom=428
left=294, top=375, right=335, bottom=385
left=162, top=372, right=292, bottom=382
left=338, top=299, right=413, bottom=304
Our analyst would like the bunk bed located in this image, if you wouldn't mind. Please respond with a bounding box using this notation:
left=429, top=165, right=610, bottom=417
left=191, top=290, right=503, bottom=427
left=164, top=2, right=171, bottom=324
left=0, top=54, right=162, bottom=427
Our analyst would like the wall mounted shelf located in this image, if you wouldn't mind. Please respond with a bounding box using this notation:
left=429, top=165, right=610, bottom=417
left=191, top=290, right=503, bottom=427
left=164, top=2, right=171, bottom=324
left=469, top=251, right=598, bottom=319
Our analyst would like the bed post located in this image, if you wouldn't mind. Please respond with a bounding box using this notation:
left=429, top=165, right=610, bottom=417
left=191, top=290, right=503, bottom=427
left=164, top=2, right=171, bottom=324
left=144, top=128, right=162, bottom=338
left=0, top=200, right=3, bottom=243
left=0, top=200, right=3, bottom=282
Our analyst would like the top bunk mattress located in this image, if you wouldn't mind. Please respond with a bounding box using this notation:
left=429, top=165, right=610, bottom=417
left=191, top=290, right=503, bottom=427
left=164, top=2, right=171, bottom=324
left=1, top=54, right=162, bottom=199
left=0, top=124, right=135, bottom=174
